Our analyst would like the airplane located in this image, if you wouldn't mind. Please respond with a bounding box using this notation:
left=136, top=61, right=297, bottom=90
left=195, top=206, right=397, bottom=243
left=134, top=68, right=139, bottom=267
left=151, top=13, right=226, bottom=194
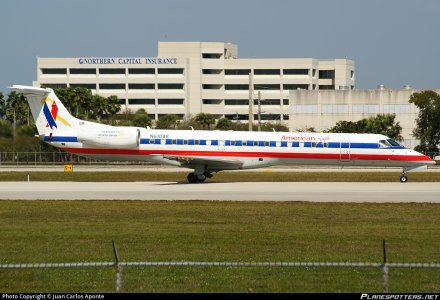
left=10, top=85, right=435, bottom=183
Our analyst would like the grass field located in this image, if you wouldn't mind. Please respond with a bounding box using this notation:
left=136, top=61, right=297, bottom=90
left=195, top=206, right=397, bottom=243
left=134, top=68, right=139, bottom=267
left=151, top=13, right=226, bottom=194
left=1, top=171, right=440, bottom=182
left=1, top=201, right=440, bottom=293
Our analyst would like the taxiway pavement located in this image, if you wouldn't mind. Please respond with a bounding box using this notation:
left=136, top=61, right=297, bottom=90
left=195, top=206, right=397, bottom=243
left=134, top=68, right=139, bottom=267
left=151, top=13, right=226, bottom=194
left=0, top=181, right=439, bottom=202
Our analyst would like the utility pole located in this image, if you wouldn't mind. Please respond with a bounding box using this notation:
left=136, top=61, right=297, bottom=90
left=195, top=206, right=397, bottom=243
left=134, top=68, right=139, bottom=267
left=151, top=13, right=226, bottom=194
left=248, top=71, right=253, bottom=131
left=257, top=91, right=262, bottom=131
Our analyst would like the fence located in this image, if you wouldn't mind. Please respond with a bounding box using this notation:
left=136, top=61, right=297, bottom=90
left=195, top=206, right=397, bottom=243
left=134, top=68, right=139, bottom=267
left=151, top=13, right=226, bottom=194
left=0, top=152, right=153, bottom=166
left=1, top=241, right=440, bottom=293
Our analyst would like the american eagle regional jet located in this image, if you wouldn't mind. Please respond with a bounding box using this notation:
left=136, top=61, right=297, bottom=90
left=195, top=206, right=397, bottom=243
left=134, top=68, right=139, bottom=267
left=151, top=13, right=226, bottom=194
left=11, top=85, right=435, bottom=183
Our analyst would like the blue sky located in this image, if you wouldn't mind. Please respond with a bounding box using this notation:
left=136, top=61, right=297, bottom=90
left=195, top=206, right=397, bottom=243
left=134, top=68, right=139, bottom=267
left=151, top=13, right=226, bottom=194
left=1, top=0, right=439, bottom=95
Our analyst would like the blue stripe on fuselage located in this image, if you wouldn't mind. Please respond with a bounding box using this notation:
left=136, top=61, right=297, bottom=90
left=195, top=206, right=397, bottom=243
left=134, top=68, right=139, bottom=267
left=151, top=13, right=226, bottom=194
left=43, top=136, right=78, bottom=142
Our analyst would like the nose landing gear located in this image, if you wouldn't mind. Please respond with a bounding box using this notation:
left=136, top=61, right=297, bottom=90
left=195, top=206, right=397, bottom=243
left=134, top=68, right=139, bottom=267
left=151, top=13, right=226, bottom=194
left=400, top=172, right=408, bottom=183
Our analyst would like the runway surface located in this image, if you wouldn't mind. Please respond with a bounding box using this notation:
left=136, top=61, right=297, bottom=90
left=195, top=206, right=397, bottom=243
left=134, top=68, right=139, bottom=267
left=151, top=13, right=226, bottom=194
left=0, top=181, right=439, bottom=202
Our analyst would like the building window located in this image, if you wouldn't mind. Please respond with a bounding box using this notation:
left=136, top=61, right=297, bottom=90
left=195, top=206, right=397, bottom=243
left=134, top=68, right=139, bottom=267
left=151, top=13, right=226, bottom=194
left=260, top=114, right=281, bottom=120
left=352, top=104, right=380, bottom=114
left=158, top=99, right=184, bottom=105
left=41, top=68, right=67, bottom=75
left=70, top=68, right=96, bottom=75
left=321, top=104, right=348, bottom=114
left=99, top=83, right=125, bottom=89
left=203, top=84, right=223, bottom=90
left=202, top=53, right=222, bottom=59
left=283, top=99, right=289, bottom=105
left=202, top=69, right=222, bottom=74
left=158, top=114, right=184, bottom=120
left=128, top=68, right=155, bottom=74
left=283, top=84, right=309, bottom=90
left=383, top=104, right=411, bottom=114
left=283, top=69, right=309, bottom=75
left=203, top=99, right=223, bottom=105
left=128, top=99, right=155, bottom=105
left=225, top=114, right=248, bottom=121
left=225, top=100, right=248, bottom=106
left=225, top=69, right=250, bottom=75
left=158, top=84, right=184, bottom=89
left=225, top=84, right=249, bottom=90
left=41, top=84, right=67, bottom=88
left=99, top=68, right=125, bottom=75
left=254, top=84, right=280, bottom=90
left=318, top=85, right=335, bottom=90
left=283, top=114, right=289, bottom=120
left=128, top=83, right=155, bottom=89
left=254, top=69, right=280, bottom=75
left=292, top=105, right=318, bottom=114
left=70, top=83, right=96, bottom=89
left=319, top=70, right=335, bottom=79
left=254, top=99, right=280, bottom=105
left=158, top=68, right=184, bottom=74
left=118, top=99, right=126, bottom=105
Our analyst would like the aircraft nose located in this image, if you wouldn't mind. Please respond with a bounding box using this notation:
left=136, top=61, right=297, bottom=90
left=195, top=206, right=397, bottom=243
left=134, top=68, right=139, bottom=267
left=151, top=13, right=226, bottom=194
left=421, top=154, right=436, bottom=164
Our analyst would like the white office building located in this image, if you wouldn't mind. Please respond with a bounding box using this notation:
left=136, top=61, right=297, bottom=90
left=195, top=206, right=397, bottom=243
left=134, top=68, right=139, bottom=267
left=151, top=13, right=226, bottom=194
left=289, top=86, right=440, bottom=149
left=35, top=41, right=355, bottom=121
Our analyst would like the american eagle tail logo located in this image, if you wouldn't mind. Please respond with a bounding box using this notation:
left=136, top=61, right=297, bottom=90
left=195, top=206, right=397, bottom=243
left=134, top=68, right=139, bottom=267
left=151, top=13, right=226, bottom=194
left=42, top=97, right=71, bottom=129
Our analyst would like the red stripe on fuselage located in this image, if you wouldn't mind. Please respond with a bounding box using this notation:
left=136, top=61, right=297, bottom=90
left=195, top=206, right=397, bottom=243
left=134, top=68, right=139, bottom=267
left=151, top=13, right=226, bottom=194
left=62, top=147, right=430, bottom=162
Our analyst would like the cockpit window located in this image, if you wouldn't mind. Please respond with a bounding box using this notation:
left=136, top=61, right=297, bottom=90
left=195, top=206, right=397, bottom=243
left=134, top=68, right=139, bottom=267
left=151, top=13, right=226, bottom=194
left=379, top=140, right=391, bottom=148
left=387, top=139, right=401, bottom=147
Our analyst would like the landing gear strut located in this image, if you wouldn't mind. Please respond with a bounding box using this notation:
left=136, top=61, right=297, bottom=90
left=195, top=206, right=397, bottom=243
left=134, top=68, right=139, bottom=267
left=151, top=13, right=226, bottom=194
left=400, top=172, right=408, bottom=183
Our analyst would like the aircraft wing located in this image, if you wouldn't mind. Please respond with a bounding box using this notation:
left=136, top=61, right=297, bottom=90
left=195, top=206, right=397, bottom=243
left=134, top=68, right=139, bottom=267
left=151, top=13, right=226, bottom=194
left=163, top=155, right=244, bottom=171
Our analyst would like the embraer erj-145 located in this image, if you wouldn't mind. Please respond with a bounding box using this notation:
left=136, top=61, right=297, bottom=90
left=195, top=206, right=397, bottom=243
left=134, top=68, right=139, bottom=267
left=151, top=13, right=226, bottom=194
left=11, top=85, right=435, bottom=183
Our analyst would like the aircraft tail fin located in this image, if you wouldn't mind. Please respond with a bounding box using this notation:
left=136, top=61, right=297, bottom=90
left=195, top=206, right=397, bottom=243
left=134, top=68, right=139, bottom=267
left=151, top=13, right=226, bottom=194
left=9, top=85, right=77, bottom=135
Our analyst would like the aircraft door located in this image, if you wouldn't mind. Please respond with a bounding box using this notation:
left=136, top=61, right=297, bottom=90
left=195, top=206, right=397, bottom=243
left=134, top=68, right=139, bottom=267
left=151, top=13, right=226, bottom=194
left=339, top=140, right=350, bottom=161
left=218, top=140, right=225, bottom=151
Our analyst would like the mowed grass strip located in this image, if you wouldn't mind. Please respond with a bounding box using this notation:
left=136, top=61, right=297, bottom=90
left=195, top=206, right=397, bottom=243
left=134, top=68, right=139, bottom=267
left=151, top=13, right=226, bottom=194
left=1, top=171, right=440, bottom=182
left=0, top=201, right=440, bottom=292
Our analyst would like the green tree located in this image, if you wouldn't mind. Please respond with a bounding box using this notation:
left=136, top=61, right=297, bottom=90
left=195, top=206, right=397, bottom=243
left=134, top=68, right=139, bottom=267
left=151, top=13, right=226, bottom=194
left=5, top=91, right=31, bottom=126
left=296, top=126, right=316, bottom=132
left=54, top=87, right=120, bottom=121
left=195, top=113, right=215, bottom=130
left=0, top=92, right=6, bottom=118
left=155, top=114, right=178, bottom=129
left=325, top=114, right=402, bottom=141
left=0, top=119, right=12, bottom=137
left=409, top=90, right=440, bottom=156
left=132, top=109, right=152, bottom=128
left=215, top=118, right=233, bottom=130
left=260, top=121, right=289, bottom=132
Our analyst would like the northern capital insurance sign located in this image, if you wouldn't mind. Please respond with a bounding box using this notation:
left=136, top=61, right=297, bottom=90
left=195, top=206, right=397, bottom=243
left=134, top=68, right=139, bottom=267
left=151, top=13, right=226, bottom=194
left=78, top=57, right=178, bottom=65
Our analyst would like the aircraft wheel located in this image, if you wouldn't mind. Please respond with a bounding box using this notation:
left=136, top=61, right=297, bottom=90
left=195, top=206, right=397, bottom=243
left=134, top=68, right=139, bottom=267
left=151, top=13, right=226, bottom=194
left=187, top=172, right=198, bottom=183
left=400, top=175, right=408, bottom=183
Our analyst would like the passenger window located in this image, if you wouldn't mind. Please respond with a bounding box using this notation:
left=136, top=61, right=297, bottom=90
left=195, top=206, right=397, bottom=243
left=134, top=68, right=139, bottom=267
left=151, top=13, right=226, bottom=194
left=265, top=141, right=270, bottom=147
left=183, top=140, right=188, bottom=145
left=323, top=143, right=328, bottom=148
left=149, top=139, right=154, bottom=144
left=312, top=142, right=316, bottom=147
left=243, top=141, right=247, bottom=146
left=230, top=141, right=235, bottom=146
left=195, top=140, right=200, bottom=145
left=254, top=141, right=258, bottom=146
left=172, top=139, right=177, bottom=144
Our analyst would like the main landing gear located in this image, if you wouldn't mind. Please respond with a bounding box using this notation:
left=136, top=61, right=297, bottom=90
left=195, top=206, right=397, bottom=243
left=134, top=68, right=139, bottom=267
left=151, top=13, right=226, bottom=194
left=400, top=172, right=408, bottom=183
left=187, top=172, right=213, bottom=183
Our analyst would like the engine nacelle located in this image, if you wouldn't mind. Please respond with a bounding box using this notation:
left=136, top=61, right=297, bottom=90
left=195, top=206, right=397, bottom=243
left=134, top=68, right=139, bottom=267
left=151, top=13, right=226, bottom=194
left=77, top=127, right=140, bottom=149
